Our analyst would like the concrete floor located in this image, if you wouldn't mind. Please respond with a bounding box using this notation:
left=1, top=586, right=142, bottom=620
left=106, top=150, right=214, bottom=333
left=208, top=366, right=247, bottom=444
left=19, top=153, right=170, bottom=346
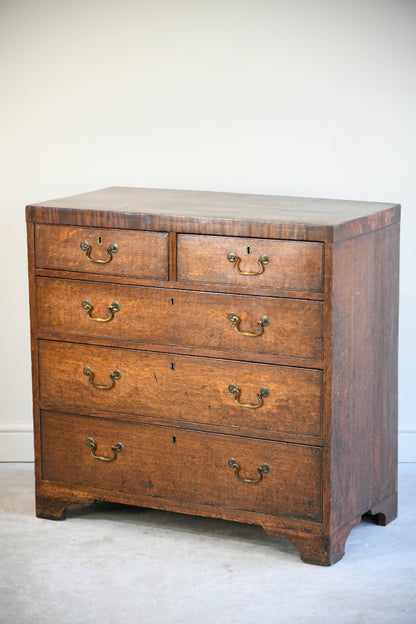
left=0, top=463, right=415, bottom=624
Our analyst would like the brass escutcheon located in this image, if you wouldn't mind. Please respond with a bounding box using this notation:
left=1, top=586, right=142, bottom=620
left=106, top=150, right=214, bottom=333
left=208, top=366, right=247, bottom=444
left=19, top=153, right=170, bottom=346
left=86, top=437, right=124, bottom=462
left=80, top=241, right=118, bottom=264
left=228, top=312, right=270, bottom=337
left=228, top=458, right=271, bottom=483
left=81, top=299, right=121, bottom=322
left=227, top=252, right=269, bottom=276
left=228, top=383, right=270, bottom=409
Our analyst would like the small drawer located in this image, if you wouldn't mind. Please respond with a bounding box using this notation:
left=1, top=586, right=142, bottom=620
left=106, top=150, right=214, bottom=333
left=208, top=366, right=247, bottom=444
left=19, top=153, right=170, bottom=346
left=177, top=234, right=324, bottom=293
left=40, top=411, right=323, bottom=521
left=36, top=278, right=323, bottom=362
left=38, top=340, right=323, bottom=439
left=35, top=224, right=169, bottom=280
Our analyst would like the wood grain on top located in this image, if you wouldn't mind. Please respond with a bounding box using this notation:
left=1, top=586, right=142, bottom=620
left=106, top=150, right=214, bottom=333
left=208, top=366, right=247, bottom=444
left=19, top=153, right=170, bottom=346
left=26, top=186, right=400, bottom=242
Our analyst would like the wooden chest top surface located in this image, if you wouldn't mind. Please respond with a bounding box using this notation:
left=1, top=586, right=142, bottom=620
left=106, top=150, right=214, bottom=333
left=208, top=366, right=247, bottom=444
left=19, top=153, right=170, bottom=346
left=26, top=186, right=400, bottom=242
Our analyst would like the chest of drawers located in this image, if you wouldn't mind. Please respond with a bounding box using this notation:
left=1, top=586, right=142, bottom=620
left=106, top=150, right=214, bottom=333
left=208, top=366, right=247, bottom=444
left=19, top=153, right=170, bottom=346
left=26, top=187, right=400, bottom=565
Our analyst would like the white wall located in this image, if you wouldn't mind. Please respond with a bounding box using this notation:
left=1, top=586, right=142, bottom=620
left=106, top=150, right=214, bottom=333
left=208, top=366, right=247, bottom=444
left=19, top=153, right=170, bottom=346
left=1, top=0, right=415, bottom=461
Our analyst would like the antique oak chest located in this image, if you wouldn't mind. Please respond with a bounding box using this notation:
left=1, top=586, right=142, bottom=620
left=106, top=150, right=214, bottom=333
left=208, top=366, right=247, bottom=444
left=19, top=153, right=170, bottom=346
left=26, top=187, right=400, bottom=565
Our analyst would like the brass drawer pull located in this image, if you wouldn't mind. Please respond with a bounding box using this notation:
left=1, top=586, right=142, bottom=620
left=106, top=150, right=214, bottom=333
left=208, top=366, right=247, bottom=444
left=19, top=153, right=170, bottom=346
left=227, top=252, right=269, bottom=276
left=80, top=241, right=119, bottom=264
left=228, top=458, right=271, bottom=483
left=86, top=437, right=123, bottom=462
left=83, top=366, right=121, bottom=389
left=81, top=299, right=121, bottom=322
left=228, top=383, right=270, bottom=409
left=228, top=312, right=270, bottom=337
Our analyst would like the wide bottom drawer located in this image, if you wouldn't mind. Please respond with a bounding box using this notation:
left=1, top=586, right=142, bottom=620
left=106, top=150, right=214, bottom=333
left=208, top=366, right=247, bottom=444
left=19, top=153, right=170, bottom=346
left=40, top=411, right=323, bottom=522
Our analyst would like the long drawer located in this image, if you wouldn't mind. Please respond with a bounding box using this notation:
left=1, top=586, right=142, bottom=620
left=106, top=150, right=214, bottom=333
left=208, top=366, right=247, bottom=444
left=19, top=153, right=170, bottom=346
left=36, top=277, right=323, bottom=362
left=38, top=340, right=322, bottom=438
left=35, top=225, right=169, bottom=280
left=40, top=410, right=323, bottom=521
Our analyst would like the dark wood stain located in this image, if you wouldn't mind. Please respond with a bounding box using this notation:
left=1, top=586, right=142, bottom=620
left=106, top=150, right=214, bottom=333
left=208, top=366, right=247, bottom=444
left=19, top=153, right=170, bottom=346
left=35, top=224, right=169, bottom=280
left=26, top=186, right=400, bottom=565
left=35, top=277, right=324, bottom=362
left=26, top=186, right=400, bottom=243
left=38, top=340, right=323, bottom=439
left=40, top=410, right=323, bottom=521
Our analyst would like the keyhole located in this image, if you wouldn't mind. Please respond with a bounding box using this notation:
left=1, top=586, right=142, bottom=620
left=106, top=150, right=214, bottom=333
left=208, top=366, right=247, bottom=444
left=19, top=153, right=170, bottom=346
left=170, top=298, right=175, bottom=306
left=171, top=362, right=175, bottom=370
left=98, top=236, right=103, bottom=245
left=172, top=436, right=176, bottom=443
left=246, top=246, right=251, bottom=255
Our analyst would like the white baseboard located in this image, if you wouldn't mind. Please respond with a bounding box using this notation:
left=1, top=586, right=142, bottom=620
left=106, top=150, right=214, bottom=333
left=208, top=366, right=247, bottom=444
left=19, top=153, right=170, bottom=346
left=0, top=427, right=414, bottom=463
left=398, top=430, right=416, bottom=463
left=0, top=426, right=34, bottom=462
